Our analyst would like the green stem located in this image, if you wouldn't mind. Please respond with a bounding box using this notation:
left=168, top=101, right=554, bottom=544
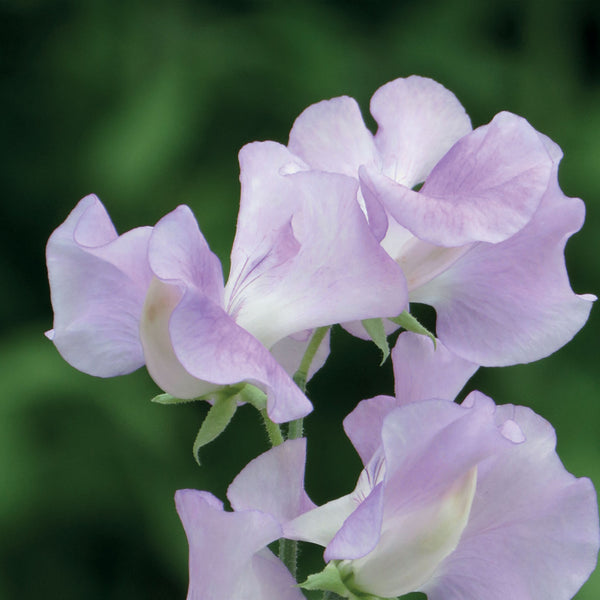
left=293, top=326, right=330, bottom=393
left=278, top=326, right=329, bottom=579
left=260, top=409, right=284, bottom=447
left=287, top=417, right=304, bottom=440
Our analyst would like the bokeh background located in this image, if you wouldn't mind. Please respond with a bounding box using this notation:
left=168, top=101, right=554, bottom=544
left=1, top=0, right=599, bottom=598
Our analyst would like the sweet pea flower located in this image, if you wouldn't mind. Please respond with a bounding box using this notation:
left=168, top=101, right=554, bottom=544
left=46, top=145, right=406, bottom=422
left=175, top=489, right=304, bottom=600
left=280, top=75, right=594, bottom=365
left=230, top=333, right=599, bottom=600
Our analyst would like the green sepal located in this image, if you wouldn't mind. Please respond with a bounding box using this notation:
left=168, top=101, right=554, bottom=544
left=300, top=562, right=390, bottom=600
left=192, top=392, right=238, bottom=465
left=390, top=310, right=436, bottom=348
left=362, top=318, right=390, bottom=365
left=299, top=562, right=355, bottom=598
left=151, top=392, right=196, bottom=405
left=237, top=384, right=267, bottom=411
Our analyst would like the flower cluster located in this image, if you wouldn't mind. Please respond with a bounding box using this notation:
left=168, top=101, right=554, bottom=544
left=46, top=76, right=598, bottom=599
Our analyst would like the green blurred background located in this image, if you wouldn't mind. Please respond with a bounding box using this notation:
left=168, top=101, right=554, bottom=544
left=1, top=0, right=599, bottom=598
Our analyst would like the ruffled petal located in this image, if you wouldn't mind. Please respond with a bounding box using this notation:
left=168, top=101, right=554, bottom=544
left=363, top=111, right=554, bottom=246
left=391, top=332, right=478, bottom=404
left=167, top=291, right=312, bottom=423
left=231, top=169, right=408, bottom=347
left=370, top=75, right=472, bottom=188
left=288, top=96, right=378, bottom=177
left=411, top=177, right=595, bottom=365
left=252, top=549, right=305, bottom=600
left=227, top=142, right=306, bottom=301
left=175, top=489, right=299, bottom=600
left=228, top=439, right=316, bottom=523
left=324, top=482, right=385, bottom=561
left=147, top=205, right=224, bottom=304
left=283, top=493, right=358, bottom=547
left=423, top=405, right=599, bottom=600
left=46, top=195, right=153, bottom=377
left=343, top=395, right=396, bottom=465
left=380, top=395, right=514, bottom=516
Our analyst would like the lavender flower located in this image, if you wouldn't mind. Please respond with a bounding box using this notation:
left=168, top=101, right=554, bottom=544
left=46, top=150, right=406, bottom=422
left=230, top=334, right=599, bottom=599
left=279, top=75, right=595, bottom=365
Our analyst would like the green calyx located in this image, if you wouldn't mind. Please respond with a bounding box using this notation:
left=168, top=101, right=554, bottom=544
left=389, top=311, right=436, bottom=347
left=300, top=561, right=394, bottom=600
left=151, top=383, right=270, bottom=464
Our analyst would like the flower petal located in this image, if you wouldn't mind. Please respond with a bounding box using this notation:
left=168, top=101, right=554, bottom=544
left=391, top=332, right=478, bottom=404
left=167, top=291, right=312, bottom=422
left=46, top=195, right=153, bottom=377
left=364, top=112, right=554, bottom=246
left=423, top=405, right=599, bottom=600
left=411, top=177, right=595, bottom=365
left=139, top=203, right=311, bottom=421
left=324, top=482, right=385, bottom=561
left=227, top=439, right=316, bottom=523
left=231, top=169, right=408, bottom=347
left=269, top=329, right=331, bottom=381
left=252, top=549, right=305, bottom=600
left=175, top=489, right=298, bottom=600
left=283, top=493, right=358, bottom=547
left=147, top=205, right=224, bottom=304
left=288, top=95, right=378, bottom=177
left=343, top=395, right=396, bottom=465
left=370, top=75, right=472, bottom=188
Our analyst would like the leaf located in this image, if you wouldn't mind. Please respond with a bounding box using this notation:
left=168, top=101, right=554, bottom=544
left=362, top=318, right=390, bottom=365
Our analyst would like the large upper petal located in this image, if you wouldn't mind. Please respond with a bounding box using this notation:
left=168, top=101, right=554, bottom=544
left=46, top=195, right=153, bottom=376
left=423, top=404, right=599, bottom=600
left=228, top=164, right=408, bottom=347
left=175, top=489, right=302, bottom=600
left=363, top=111, right=554, bottom=246
left=370, top=75, right=472, bottom=188
left=287, top=95, right=378, bottom=177
left=411, top=175, right=595, bottom=365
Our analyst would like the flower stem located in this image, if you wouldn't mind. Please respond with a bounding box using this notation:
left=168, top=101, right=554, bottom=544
left=260, top=409, right=284, bottom=446
left=279, top=327, right=330, bottom=580
left=293, top=326, right=330, bottom=393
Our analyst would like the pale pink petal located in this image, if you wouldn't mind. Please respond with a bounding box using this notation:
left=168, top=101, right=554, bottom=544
left=288, top=96, right=378, bottom=177
left=343, top=395, right=396, bottom=465
left=252, top=549, right=305, bottom=600
left=46, top=195, right=153, bottom=377
left=147, top=205, right=224, bottom=304
left=232, top=170, right=408, bottom=347
left=423, top=405, right=599, bottom=600
left=228, top=142, right=306, bottom=298
left=363, top=112, right=553, bottom=246
left=324, top=482, right=385, bottom=561
left=168, top=291, right=312, bottom=422
left=227, top=439, right=316, bottom=523
left=411, top=177, right=595, bottom=365
left=283, top=493, right=358, bottom=547
left=391, top=332, right=478, bottom=404
left=269, top=328, right=331, bottom=381
left=175, top=489, right=302, bottom=600
left=371, top=75, right=472, bottom=188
